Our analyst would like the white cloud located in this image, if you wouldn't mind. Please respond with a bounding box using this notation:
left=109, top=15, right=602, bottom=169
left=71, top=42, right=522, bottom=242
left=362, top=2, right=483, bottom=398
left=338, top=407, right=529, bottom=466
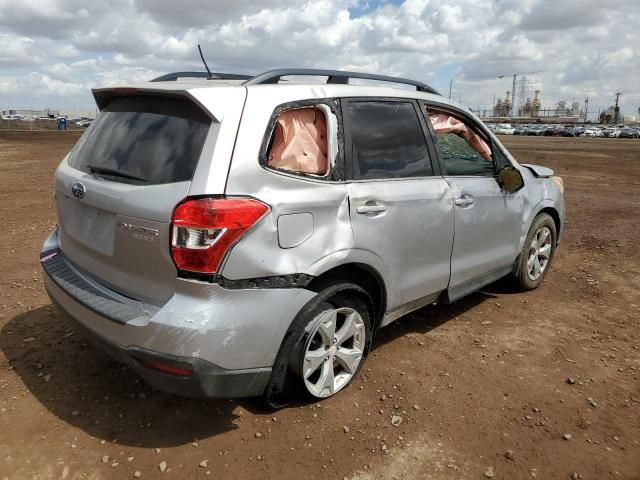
left=0, top=0, right=637, bottom=116
left=0, top=34, right=42, bottom=67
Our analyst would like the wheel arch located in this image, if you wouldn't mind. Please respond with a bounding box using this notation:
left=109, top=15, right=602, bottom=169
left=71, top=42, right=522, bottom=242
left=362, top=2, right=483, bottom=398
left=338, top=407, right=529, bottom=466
left=307, top=262, right=387, bottom=329
left=537, top=206, right=561, bottom=241
left=519, top=200, right=562, bottom=252
left=264, top=265, right=387, bottom=407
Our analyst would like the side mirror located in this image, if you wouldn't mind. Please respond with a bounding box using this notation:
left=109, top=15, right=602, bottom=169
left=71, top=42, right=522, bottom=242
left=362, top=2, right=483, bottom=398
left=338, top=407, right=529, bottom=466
left=498, top=166, right=524, bottom=193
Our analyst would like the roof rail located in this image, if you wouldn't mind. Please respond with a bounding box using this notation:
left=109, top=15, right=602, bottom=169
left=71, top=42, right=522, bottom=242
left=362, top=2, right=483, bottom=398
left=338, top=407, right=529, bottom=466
left=151, top=71, right=252, bottom=82
left=242, top=68, right=440, bottom=95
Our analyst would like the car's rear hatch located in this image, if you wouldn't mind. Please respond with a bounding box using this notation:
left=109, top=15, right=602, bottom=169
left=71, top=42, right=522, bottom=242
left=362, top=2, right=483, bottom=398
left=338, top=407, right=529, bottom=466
left=54, top=86, right=245, bottom=305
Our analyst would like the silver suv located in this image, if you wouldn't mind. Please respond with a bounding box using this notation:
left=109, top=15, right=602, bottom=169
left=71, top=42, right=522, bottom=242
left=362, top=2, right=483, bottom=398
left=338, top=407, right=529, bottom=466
left=40, top=69, right=564, bottom=404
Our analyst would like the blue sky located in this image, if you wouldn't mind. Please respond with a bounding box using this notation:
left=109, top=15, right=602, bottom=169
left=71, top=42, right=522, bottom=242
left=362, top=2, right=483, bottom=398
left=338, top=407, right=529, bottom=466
left=0, top=0, right=638, bottom=118
left=349, top=0, right=405, bottom=17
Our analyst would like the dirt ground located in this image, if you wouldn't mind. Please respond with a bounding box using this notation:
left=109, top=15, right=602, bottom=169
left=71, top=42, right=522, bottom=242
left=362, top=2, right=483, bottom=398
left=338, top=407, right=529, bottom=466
left=0, top=120, right=85, bottom=131
left=0, top=131, right=638, bottom=480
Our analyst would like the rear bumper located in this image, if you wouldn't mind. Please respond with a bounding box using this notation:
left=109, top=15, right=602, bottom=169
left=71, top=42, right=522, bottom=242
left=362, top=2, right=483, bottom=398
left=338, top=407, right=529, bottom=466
left=40, top=230, right=316, bottom=398
left=47, top=286, right=271, bottom=398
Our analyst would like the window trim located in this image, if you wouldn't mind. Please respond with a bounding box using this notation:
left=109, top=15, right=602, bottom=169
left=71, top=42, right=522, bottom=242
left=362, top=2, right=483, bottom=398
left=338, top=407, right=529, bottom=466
left=342, top=97, right=440, bottom=182
left=259, top=98, right=344, bottom=182
left=420, top=101, right=504, bottom=178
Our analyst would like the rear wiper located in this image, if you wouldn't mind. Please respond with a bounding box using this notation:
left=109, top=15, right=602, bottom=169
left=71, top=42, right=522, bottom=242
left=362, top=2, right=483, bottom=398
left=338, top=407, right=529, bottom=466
left=87, top=165, right=148, bottom=182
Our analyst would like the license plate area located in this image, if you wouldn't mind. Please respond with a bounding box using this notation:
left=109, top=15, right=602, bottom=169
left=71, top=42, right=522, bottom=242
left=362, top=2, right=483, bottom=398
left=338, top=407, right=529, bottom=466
left=59, top=195, right=116, bottom=256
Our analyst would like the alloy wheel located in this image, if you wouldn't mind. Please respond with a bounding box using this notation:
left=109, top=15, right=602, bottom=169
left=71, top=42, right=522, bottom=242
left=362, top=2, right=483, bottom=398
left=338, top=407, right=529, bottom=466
left=527, top=226, right=552, bottom=281
left=302, top=307, right=365, bottom=398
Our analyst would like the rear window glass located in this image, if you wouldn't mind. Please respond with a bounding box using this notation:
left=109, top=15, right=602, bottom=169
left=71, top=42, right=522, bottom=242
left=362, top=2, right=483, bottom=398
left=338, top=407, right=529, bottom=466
left=348, top=101, right=432, bottom=180
left=68, top=96, right=211, bottom=185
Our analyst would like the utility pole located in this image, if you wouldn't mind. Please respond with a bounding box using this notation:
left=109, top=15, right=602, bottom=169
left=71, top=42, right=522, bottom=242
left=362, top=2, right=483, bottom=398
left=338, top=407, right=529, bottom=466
left=614, top=92, right=622, bottom=124
left=448, top=78, right=453, bottom=99
left=584, top=97, right=589, bottom=122
left=511, top=74, right=516, bottom=116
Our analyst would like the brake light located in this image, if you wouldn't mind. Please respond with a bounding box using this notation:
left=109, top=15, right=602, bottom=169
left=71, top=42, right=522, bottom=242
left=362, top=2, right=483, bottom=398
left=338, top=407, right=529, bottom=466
left=113, top=88, right=139, bottom=96
left=170, top=197, right=269, bottom=274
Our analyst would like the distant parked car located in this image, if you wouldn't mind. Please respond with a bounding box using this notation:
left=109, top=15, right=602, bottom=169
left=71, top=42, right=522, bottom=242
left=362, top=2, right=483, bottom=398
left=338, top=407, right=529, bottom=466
left=527, top=126, right=545, bottom=136
left=602, top=128, right=621, bottom=138
left=619, top=128, right=639, bottom=139
left=514, top=125, right=528, bottom=135
left=592, top=127, right=604, bottom=137
left=543, top=126, right=558, bottom=136
left=495, top=124, right=515, bottom=135
left=560, top=126, right=579, bottom=137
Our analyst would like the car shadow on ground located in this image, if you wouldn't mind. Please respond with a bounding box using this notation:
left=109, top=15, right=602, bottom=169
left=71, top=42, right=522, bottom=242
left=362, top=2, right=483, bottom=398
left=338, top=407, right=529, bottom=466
left=1, top=286, right=500, bottom=447
left=370, top=288, right=494, bottom=348
left=0, top=304, right=274, bottom=448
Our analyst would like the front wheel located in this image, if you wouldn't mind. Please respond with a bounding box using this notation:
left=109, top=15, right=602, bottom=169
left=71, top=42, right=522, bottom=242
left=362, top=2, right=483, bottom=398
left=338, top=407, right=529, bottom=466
left=515, top=213, right=557, bottom=291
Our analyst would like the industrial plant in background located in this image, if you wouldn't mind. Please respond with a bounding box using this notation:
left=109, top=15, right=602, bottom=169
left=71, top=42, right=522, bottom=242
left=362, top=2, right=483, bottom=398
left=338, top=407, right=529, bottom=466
left=487, top=89, right=587, bottom=123
left=473, top=70, right=637, bottom=124
left=483, top=88, right=636, bottom=125
left=493, top=90, right=543, bottom=117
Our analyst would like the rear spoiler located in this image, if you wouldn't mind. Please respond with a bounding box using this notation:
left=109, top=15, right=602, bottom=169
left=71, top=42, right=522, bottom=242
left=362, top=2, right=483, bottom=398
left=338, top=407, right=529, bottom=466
left=92, top=87, right=192, bottom=111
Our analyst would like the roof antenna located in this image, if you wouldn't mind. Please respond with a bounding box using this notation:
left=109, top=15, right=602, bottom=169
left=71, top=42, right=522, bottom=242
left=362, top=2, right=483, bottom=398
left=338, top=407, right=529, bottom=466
left=198, top=44, right=217, bottom=80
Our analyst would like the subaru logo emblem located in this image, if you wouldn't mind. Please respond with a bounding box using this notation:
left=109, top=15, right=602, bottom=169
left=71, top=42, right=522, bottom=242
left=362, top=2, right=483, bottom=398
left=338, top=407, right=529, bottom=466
left=71, top=182, right=86, bottom=199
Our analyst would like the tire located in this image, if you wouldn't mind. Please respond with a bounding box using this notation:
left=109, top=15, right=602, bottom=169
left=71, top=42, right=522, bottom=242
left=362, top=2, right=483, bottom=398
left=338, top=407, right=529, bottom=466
left=515, top=213, right=557, bottom=291
left=263, top=283, right=373, bottom=406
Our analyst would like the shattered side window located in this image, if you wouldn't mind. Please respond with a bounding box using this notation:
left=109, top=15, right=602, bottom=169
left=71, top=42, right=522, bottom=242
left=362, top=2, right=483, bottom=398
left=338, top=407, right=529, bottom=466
left=426, top=109, right=495, bottom=176
left=267, top=107, right=329, bottom=176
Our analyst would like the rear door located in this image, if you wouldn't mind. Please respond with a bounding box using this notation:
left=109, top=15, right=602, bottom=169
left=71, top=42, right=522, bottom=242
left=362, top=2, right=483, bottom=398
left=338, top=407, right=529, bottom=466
left=55, top=93, right=227, bottom=305
left=422, top=104, right=524, bottom=292
left=344, top=98, right=454, bottom=309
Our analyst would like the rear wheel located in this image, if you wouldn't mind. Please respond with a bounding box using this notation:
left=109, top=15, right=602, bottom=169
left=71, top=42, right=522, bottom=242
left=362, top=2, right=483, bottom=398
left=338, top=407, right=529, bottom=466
left=515, top=213, right=557, bottom=290
left=293, top=284, right=372, bottom=399
left=299, top=305, right=367, bottom=397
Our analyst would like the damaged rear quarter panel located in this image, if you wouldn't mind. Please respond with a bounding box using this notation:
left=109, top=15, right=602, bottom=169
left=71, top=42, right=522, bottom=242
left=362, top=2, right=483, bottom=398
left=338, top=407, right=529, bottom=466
left=141, top=280, right=316, bottom=369
left=221, top=86, right=355, bottom=280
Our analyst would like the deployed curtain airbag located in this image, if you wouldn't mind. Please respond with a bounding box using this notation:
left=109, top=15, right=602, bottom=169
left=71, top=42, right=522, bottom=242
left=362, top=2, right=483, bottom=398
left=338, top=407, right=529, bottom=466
left=268, top=108, right=328, bottom=175
left=429, top=113, right=492, bottom=161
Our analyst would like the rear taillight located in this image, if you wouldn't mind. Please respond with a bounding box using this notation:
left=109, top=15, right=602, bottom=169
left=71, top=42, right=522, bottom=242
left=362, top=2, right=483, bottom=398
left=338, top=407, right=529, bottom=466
left=170, top=197, right=268, bottom=274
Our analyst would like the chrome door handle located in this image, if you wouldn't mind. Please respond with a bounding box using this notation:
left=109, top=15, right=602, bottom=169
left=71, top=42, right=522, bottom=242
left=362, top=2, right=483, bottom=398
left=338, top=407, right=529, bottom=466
left=356, top=204, right=387, bottom=214
left=454, top=195, right=474, bottom=207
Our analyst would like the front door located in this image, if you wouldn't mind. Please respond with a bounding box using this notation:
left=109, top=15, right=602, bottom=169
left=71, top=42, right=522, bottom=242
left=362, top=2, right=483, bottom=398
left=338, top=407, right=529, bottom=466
left=423, top=106, right=524, bottom=289
left=344, top=99, right=454, bottom=310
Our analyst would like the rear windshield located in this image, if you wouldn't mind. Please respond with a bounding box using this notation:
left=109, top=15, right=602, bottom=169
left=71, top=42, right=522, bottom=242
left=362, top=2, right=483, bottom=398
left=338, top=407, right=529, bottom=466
left=68, top=96, right=211, bottom=185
